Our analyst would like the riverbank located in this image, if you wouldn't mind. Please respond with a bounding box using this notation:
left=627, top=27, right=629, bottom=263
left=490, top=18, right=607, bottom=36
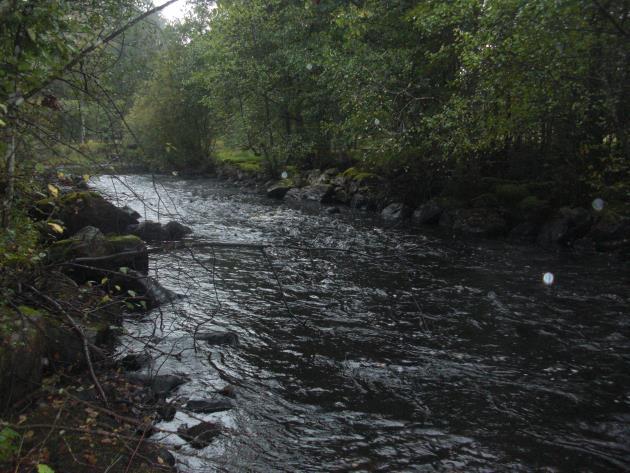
left=213, top=159, right=629, bottom=260
left=0, top=173, right=191, bottom=472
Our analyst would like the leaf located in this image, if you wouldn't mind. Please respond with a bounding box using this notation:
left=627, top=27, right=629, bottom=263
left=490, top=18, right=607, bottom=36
left=114, top=285, right=121, bottom=291
left=100, top=277, right=108, bottom=285
left=26, top=27, right=37, bottom=42
left=127, top=289, right=137, bottom=297
left=0, top=118, right=5, bottom=127
left=37, top=464, right=55, bottom=473
left=47, top=184, right=59, bottom=198
left=83, top=174, right=90, bottom=183
left=47, top=222, right=64, bottom=234
left=118, top=267, right=129, bottom=274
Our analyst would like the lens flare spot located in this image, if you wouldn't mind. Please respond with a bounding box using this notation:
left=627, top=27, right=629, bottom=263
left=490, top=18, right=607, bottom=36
left=281, top=171, right=288, bottom=179
left=374, top=118, right=380, bottom=126
left=592, top=198, right=605, bottom=212
left=543, top=272, right=555, bottom=286
left=306, top=63, right=313, bottom=71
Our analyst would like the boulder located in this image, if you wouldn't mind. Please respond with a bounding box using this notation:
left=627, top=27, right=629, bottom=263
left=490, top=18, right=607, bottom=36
left=186, top=398, right=235, bottom=414
left=126, top=220, right=192, bottom=241
left=381, top=203, right=413, bottom=222
left=177, top=422, right=222, bottom=449
left=48, top=226, right=149, bottom=274
left=412, top=200, right=443, bottom=224
left=164, top=221, right=193, bottom=239
left=451, top=209, right=508, bottom=237
left=325, top=206, right=341, bottom=215
left=267, top=183, right=292, bottom=199
left=121, top=205, right=142, bottom=220
left=44, top=192, right=139, bottom=236
left=537, top=207, right=593, bottom=247
left=196, top=331, right=239, bottom=346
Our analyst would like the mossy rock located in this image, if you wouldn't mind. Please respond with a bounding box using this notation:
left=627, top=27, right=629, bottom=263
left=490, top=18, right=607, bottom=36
left=342, top=167, right=378, bottom=182
left=48, top=227, right=148, bottom=274
left=47, top=192, right=139, bottom=236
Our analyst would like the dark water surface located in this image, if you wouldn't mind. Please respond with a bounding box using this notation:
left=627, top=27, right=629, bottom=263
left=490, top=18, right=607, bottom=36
left=93, top=175, right=629, bottom=472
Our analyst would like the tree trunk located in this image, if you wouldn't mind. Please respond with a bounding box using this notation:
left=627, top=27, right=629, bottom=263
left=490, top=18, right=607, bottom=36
left=2, top=128, right=16, bottom=228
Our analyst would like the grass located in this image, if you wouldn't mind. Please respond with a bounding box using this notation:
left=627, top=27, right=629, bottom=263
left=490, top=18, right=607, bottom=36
left=214, top=144, right=263, bottom=173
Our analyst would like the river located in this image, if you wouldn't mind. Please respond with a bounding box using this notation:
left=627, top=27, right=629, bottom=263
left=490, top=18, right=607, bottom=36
left=92, top=175, right=629, bottom=472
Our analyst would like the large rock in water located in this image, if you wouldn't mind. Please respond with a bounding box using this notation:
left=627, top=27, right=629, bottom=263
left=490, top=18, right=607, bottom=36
left=381, top=203, right=413, bottom=222
left=38, top=192, right=139, bottom=236
left=266, top=182, right=293, bottom=199
left=48, top=226, right=149, bottom=273
left=412, top=200, right=443, bottom=224
left=178, top=422, right=222, bottom=449
left=126, top=220, right=192, bottom=241
left=537, top=207, right=592, bottom=247
left=588, top=216, right=630, bottom=255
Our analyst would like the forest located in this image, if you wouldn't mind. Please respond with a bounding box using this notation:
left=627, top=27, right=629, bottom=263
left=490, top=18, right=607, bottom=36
left=0, top=1, right=629, bottom=472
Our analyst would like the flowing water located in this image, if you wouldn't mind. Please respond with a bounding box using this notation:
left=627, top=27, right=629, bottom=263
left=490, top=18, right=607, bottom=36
left=92, top=175, right=629, bottom=472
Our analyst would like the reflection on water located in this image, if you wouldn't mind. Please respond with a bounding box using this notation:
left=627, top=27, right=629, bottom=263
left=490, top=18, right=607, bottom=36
left=93, top=175, right=630, bottom=472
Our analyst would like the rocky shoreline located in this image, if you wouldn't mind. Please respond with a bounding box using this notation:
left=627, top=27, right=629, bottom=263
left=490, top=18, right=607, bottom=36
left=216, top=162, right=630, bottom=259
left=0, top=175, right=239, bottom=472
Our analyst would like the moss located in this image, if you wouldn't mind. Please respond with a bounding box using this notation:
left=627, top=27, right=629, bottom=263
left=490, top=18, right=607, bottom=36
left=59, top=191, right=101, bottom=205
left=341, top=167, right=377, bottom=182
left=107, top=234, right=143, bottom=250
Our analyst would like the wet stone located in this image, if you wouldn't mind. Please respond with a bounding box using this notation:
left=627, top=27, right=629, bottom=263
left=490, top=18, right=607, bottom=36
left=186, top=398, right=235, bottom=414
left=178, top=422, right=222, bottom=449
left=196, top=331, right=239, bottom=346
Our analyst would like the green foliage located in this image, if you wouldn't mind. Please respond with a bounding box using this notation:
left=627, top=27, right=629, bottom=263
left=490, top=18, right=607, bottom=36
left=125, top=27, right=215, bottom=172
left=0, top=427, right=19, bottom=462
left=215, top=146, right=263, bottom=173
left=37, top=465, right=55, bottom=473
left=0, top=211, right=40, bottom=274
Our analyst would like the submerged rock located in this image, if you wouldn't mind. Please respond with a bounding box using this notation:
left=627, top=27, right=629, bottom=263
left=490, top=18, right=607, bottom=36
left=381, top=203, right=413, bottom=222
left=126, top=220, right=192, bottom=241
left=412, top=200, right=443, bottom=225
left=186, top=398, right=235, bottom=414
left=196, top=331, right=239, bottom=346
left=178, top=422, right=222, bottom=449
